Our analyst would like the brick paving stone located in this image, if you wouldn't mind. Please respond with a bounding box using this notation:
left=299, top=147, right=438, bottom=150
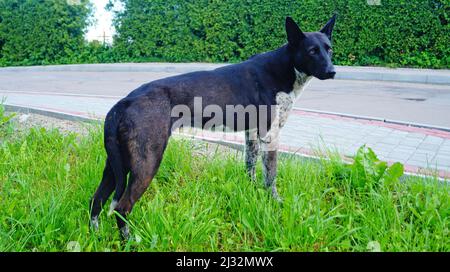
left=372, top=149, right=391, bottom=158
left=362, top=136, right=384, bottom=143
left=408, top=153, right=435, bottom=164
left=398, top=138, right=424, bottom=147
left=407, top=160, right=426, bottom=167
left=393, top=146, right=417, bottom=156
left=373, top=143, right=397, bottom=151
left=436, top=151, right=450, bottom=158
left=418, top=143, right=441, bottom=152
left=405, top=133, right=427, bottom=140
left=431, top=155, right=450, bottom=165
left=387, top=151, right=413, bottom=163
left=371, top=128, right=394, bottom=136
left=416, top=149, right=440, bottom=157
left=440, top=144, right=450, bottom=153
left=380, top=137, right=403, bottom=146
left=422, top=135, right=445, bottom=145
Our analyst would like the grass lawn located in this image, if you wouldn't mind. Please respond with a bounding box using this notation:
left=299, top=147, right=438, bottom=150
left=0, top=109, right=448, bottom=252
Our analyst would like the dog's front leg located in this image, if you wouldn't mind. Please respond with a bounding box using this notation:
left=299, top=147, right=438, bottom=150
left=262, top=149, right=282, bottom=203
left=245, top=129, right=259, bottom=182
left=258, top=92, right=295, bottom=202
left=260, top=135, right=282, bottom=203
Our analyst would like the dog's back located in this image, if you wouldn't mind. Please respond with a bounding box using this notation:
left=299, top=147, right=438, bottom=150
left=123, top=52, right=291, bottom=111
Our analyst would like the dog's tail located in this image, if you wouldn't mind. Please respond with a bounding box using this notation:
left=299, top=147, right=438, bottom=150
left=104, top=100, right=128, bottom=215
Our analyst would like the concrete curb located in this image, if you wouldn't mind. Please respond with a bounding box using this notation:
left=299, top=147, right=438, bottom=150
left=335, top=66, right=450, bottom=85
left=195, top=135, right=449, bottom=182
left=293, top=107, right=450, bottom=133
left=4, top=104, right=102, bottom=124
left=5, top=104, right=448, bottom=181
left=1, top=63, right=449, bottom=85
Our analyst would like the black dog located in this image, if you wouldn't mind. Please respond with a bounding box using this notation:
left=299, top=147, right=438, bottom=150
left=90, top=15, right=337, bottom=239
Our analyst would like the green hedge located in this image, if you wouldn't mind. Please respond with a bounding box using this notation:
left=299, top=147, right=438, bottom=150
left=0, top=0, right=94, bottom=66
left=0, top=0, right=448, bottom=68
left=111, top=0, right=449, bottom=68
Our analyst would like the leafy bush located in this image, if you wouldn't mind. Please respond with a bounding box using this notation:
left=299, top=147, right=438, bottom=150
left=350, top=146, right=404, bottom=191
left=110, top=0, right=449, bottom=68
left=0, top=0, right=92, bottom=66
left=325, top=145, right=404, bottom=193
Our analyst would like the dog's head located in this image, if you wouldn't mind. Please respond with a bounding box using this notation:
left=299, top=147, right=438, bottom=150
left=285, top=15, right=337, bottom=80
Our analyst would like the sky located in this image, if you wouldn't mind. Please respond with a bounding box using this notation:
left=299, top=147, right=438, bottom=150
left=85, top=0, right=119, bottom=44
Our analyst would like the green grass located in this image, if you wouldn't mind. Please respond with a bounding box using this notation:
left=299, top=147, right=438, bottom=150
left=0, top=113, right=448, bottom=252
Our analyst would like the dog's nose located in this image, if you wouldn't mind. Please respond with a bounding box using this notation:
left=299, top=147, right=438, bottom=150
left=326, top=71, right=336, bottom=79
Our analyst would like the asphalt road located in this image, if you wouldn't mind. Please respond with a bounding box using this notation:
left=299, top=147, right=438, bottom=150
left=1, top=70, right=449, bottom=127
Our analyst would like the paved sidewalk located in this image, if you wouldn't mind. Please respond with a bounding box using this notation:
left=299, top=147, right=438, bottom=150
left=3, top=92, right=450, bottom=179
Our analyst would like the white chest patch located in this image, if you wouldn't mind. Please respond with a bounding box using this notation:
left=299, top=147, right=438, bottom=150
left=276, top=70, right=312, bottom=128
left=291, top=69, right=313, bottom=100
left=259, top=70, right=312, bottom=151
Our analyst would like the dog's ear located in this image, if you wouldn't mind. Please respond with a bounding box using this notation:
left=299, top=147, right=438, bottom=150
left=320, top=14, right=337, bottom=40
left=286, top=17, right=305, bottom=47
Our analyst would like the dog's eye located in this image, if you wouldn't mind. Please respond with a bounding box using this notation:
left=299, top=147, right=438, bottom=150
left=309, top=48, right=319, bottom=55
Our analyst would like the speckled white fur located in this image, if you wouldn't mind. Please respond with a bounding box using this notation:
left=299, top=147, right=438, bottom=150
left=292, top=69, right=313, bottom=98
left=90, top=216, right=99, bottom=231
left=260, top=69, right=311, bottom=151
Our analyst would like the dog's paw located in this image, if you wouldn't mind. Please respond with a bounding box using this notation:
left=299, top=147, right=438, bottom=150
left=273, top=194, right=283, bottom=205
left=271, top=189, right=283, bottom=205
left=120, top=226, right=131, bottom=241
left=90, top=216, right=99, bottom=232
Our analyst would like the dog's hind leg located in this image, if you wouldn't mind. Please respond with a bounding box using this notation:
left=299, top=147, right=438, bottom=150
left=245, top=129, right=259, bottom=182
left=90, top=159, right=115, bottom=230
left=114, top=134, right=169, bottom=240
left=114, top=103, right=171, bottom=240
